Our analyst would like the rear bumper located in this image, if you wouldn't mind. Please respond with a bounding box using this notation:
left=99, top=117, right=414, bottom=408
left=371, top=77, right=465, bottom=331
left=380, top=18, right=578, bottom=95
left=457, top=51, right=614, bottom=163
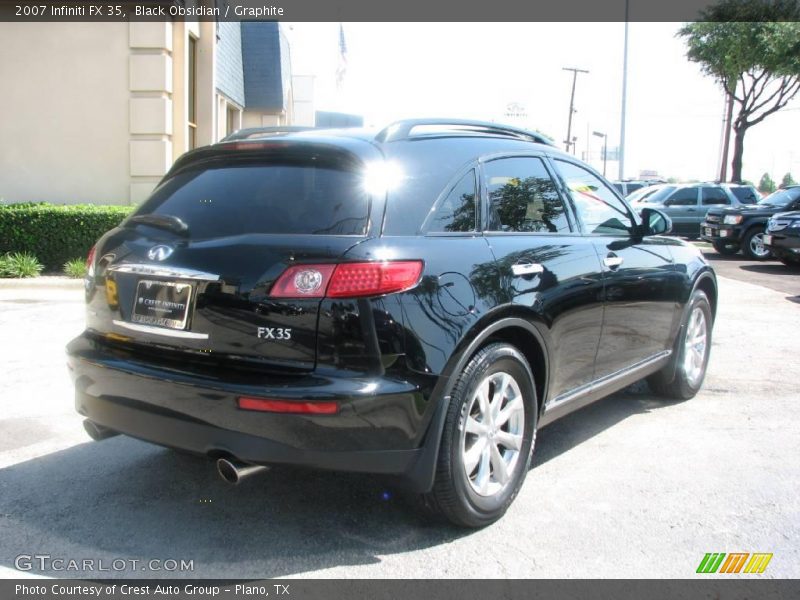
left=67, top=333, right=442, bottom=490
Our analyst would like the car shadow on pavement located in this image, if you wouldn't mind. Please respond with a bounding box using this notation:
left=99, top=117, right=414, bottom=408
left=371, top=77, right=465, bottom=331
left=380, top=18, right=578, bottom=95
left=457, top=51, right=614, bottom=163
left=0, top=437, right=469, bottom=578
left=0, top=383, right=677, bottom=579
left=739, top=263, right=799, bottom=276
left=533, top=382, right=684, bottom=468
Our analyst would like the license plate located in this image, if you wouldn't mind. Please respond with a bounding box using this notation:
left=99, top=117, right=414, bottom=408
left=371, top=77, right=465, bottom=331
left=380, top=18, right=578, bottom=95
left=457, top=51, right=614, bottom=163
left=131, top=280, right=193, bottom=330
left=704, top=227, right=713, bottom=237
left=763, top=234, right=772, bottom=245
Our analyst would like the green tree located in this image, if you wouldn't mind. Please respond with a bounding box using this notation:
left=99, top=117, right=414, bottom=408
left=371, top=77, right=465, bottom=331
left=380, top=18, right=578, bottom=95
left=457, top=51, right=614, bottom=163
left=781, top=172, right=797, bottom=188
left=759, top=172, right=776, bottom=194
left=678, top=1, right=800, bottom=182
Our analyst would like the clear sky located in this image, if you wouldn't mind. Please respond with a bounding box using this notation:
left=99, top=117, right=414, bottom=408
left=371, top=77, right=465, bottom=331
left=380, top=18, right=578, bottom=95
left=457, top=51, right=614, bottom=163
left=284, top=22, right=800, bottom=185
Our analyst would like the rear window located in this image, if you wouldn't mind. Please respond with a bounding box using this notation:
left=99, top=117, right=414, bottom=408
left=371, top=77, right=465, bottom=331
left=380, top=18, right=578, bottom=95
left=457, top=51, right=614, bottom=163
left=135, top=162, right=370, bottom=238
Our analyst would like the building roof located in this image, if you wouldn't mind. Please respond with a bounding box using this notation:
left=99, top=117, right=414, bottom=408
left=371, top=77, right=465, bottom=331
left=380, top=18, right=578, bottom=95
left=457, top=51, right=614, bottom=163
left=241, top=22, right=291, bottom=112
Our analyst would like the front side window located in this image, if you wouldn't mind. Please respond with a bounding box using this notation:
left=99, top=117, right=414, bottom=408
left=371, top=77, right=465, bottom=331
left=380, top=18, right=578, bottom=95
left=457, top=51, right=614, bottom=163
left=555, top=160, right=633, bottom=235
left=428, top=170, right=477, bottom=232
left=701, top=186, right=730, bottom=205
left=665, top=188, right=698, bottom=206
left=485, top=157, right=570, bottom=233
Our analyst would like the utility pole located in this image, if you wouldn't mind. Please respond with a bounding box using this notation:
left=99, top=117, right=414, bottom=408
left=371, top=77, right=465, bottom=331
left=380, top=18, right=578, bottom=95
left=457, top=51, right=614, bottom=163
left=593, top=131, right=608, bottom=177
left=618, top=0, right=629, bottom=180
left=563, top=67, right=589, bottom=154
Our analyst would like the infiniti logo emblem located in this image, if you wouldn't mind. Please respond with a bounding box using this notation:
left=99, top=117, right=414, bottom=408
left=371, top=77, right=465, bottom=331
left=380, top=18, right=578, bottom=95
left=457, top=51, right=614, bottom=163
left=147, top=245, right=174, bottom=262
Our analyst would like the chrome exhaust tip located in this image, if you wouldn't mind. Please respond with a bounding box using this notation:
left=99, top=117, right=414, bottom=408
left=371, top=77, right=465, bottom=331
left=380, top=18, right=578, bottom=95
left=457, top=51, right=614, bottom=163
left=216, top=457, right=270, bottom=485
left=83, top=419, right=119, bottom=441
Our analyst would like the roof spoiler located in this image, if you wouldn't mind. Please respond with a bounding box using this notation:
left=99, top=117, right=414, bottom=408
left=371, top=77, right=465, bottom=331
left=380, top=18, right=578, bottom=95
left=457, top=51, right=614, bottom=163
left=220, top=126, right=316, bottom=142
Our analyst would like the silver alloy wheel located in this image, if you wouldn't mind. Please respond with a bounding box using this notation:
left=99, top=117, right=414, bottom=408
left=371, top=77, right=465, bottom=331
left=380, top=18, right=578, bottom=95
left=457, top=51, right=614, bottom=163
left=749, top=232, right=770, bottom=258
left=461, top=371, right=525, bottom=497
left=682, top=306, right=708, bottom=387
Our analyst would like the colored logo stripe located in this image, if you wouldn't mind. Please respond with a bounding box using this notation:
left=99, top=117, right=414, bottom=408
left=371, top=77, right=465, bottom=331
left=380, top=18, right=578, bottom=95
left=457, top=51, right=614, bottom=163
left=719, top=553, right=749, bottom=573
left=697, top=553, right=726, bottom=573
left=744, top=553, right=773, bottom=574
left=697, top=552, right=773, bottom=574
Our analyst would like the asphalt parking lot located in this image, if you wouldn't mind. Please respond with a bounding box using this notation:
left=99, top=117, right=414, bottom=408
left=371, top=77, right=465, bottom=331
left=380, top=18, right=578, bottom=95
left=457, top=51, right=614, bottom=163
left=1, top=255, right=798, bottom=579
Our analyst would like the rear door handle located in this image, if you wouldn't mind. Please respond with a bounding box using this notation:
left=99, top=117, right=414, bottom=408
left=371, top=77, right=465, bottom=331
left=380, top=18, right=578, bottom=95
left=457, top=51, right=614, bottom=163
left=512, top=262, right=544, bottom=276
left=603, top=256, right=624, bottom=269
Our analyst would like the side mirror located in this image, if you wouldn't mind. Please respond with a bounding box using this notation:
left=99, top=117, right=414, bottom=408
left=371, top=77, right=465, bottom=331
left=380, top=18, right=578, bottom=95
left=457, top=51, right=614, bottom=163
left=640, top=207, right=672, bottom=236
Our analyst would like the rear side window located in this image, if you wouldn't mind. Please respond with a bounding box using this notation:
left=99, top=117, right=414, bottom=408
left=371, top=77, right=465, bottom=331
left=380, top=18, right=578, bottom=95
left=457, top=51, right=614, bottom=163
left=136, top=162, right=370, bottom=238
left=701, top=186, right=730, bottom=205
left=730, top=186, right=758, bottom=203
left=428, top=170, right=477, bottom=232
left=666, top=188, right=698, bottom=206
left=485, top=157, right=570, bottom=233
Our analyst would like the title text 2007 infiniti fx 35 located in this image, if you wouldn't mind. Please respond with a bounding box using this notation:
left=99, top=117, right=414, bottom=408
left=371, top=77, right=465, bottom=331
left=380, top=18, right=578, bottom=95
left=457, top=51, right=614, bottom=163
left=67, top=119, right=716, bottom=527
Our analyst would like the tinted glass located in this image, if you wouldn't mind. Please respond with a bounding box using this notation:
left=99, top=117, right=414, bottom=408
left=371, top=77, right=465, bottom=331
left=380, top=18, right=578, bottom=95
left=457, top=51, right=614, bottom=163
left=701, top=186, right=729, bottom=205
left=555, top=160, right=633, bottom=235
left=730, top=186, right=758, bottom=203
left=759, top=187, right=800, bottom=208
left=428, top=170, right=477, bottom=232
left=135, top=163, right=370, bottom=238
left=485, top=158, right=570, bottom=233
left=639, top=185, right=676, bottom=203
left=666, top=188, right=698, bottom=206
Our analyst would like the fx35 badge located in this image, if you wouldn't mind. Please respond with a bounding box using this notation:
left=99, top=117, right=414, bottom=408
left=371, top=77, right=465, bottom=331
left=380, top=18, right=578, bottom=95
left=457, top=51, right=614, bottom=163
left=257, top=327, right=292, bottom=340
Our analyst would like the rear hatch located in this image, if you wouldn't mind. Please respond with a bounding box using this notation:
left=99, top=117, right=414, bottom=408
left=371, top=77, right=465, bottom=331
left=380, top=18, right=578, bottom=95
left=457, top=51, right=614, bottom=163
left=85, top=140, right=382, bottom=371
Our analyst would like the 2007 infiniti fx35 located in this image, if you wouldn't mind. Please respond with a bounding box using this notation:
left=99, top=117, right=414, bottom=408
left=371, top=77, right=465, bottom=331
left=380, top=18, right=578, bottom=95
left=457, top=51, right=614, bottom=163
left=67, top=119, right=716, bottom=527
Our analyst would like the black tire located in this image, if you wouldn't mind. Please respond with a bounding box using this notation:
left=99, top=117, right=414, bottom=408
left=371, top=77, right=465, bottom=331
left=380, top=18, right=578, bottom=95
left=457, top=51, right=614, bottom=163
left=712, top=240, right=739, bottom=256
left=741, top=227, right=772, bottom=260
left=648, top=290, right=713, bottom=400
left=421, top=343, right=537, bottom=528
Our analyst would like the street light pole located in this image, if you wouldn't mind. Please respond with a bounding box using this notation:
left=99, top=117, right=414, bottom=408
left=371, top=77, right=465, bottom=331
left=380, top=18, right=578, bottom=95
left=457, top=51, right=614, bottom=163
left=618, top=0, right=629, bottom=180
left=593, top=130, right=608, bottom=177
left=563, top=67, right=589, bottom=154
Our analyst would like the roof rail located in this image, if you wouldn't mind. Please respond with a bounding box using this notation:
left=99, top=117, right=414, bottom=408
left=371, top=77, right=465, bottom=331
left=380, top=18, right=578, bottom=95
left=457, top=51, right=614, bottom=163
left=375, top=119, right=554, bottom=145
left=220, top=126, right=315, bottom=142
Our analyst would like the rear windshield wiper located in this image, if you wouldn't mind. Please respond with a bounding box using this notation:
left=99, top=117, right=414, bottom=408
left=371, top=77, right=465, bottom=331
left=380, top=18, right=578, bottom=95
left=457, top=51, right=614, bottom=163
left=126, top=214, right=189, bottom=236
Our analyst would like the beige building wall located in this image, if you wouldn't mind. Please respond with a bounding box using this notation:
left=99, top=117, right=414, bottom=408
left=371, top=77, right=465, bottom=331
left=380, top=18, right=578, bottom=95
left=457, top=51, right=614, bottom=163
left=0, top=23, right=131, bottom=205
left=0, top=19, right=299, bottom=206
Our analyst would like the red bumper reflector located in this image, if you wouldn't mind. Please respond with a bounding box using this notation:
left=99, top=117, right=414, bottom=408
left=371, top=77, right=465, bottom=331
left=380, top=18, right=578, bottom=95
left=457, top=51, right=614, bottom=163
left=237, top=397, right=339, bottom=415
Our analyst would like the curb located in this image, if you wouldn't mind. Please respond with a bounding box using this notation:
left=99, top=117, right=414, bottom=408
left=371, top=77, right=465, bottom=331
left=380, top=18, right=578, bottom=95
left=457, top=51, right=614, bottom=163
left=0, top=277, right=84, bottom=291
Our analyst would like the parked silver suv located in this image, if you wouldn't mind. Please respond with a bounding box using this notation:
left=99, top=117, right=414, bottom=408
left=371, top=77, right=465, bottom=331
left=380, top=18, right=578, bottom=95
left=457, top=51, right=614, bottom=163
left=629, top=182, right=758, bottom=237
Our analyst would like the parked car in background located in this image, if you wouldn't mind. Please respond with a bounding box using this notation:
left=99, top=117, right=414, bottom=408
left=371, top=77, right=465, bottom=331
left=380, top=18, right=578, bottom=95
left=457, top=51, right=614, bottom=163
left=723, top=183, right=760, bottom=205
left=66, top=118, right=717, bottom=528
left=630, top=182, right=747, bottom=238
left=612, top=180, right=663, bottom=197
left=625, top=183, right=669, bottom=204
left=701, top=186, right=800, bottom=259
left=765, top=210, right=800, bottom=267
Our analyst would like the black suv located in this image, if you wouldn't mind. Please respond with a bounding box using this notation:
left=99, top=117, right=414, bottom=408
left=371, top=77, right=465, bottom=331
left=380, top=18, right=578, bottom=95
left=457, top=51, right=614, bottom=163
left=765, top=210, right=800, bottom=267
left=67, top=119, right=717, bottom=527
left=701, top=186, right=800, bottom=259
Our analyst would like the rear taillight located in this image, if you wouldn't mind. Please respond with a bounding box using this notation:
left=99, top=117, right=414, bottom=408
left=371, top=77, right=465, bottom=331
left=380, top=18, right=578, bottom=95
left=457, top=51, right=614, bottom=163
left=237, top=397, right=339, bottom=415
left=269, top=260, right=423, bottom=299
left=86, top=245, right=96, bottom=277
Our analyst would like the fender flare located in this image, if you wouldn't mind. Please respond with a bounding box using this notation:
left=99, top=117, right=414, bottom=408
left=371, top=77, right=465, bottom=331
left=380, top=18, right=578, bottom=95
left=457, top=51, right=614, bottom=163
left=402, top=317, right=549, bottom=493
